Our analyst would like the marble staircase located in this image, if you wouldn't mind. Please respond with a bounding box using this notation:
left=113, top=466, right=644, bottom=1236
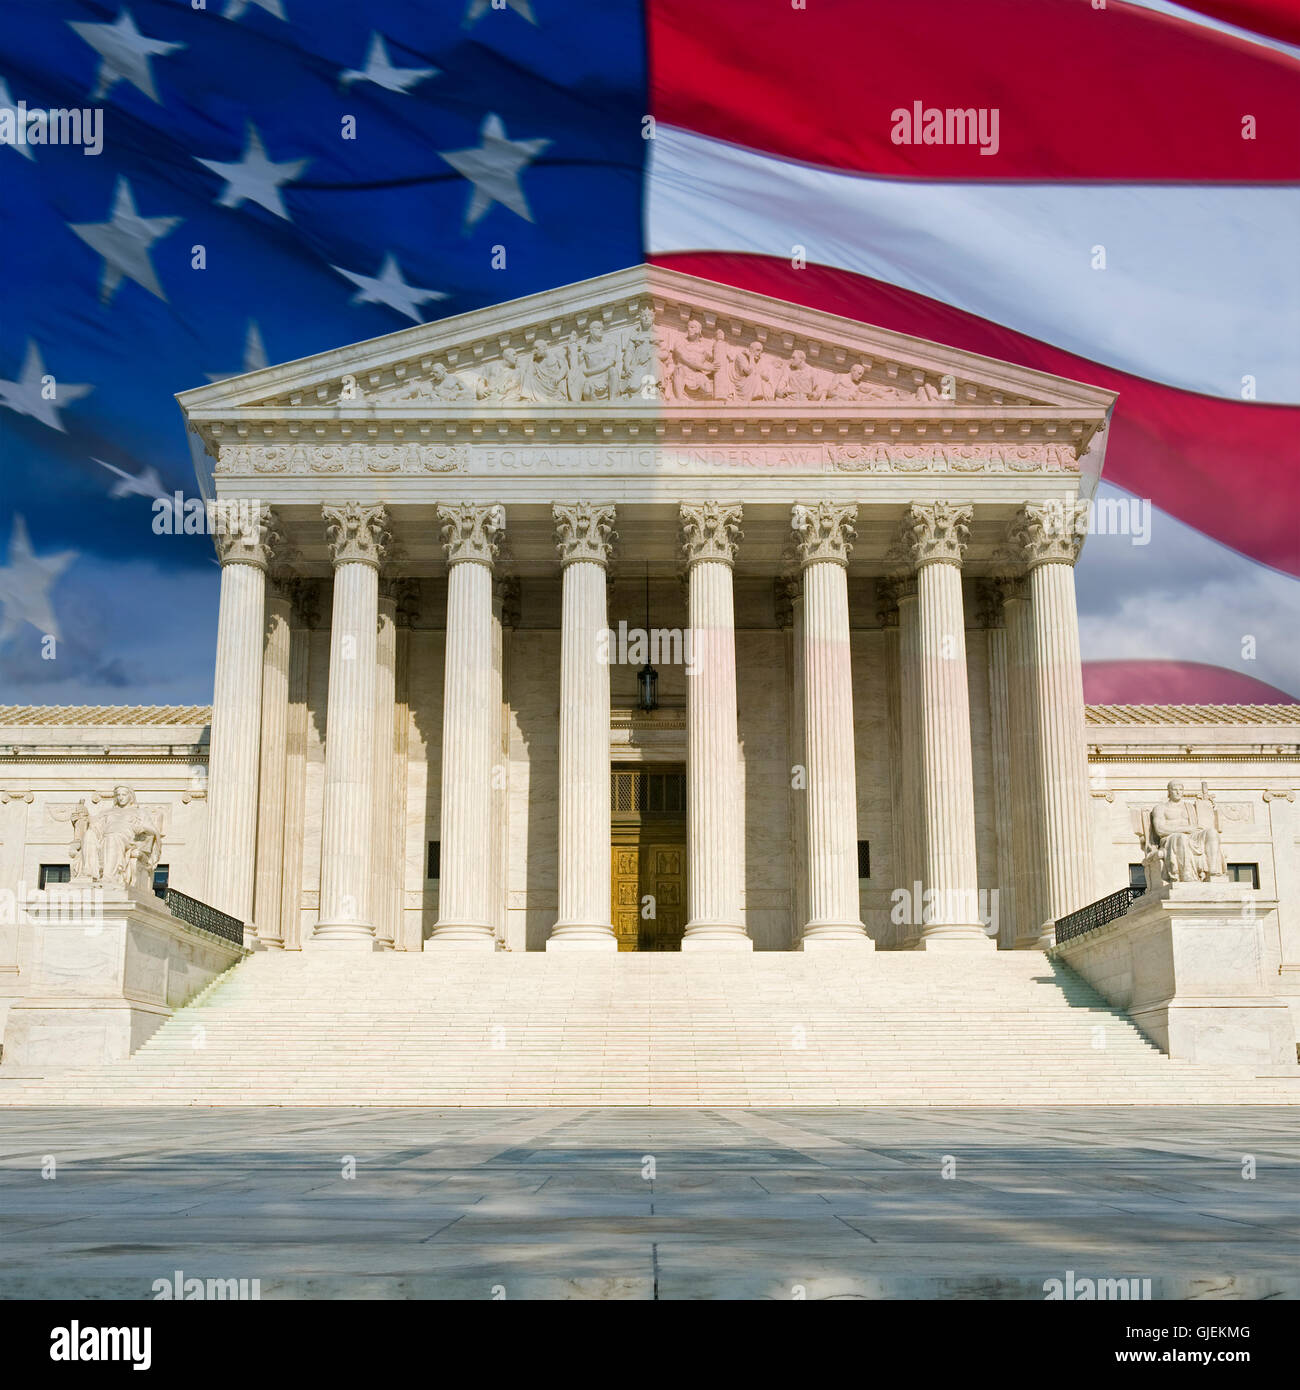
left=3, top=950, right=1298, bottom=1105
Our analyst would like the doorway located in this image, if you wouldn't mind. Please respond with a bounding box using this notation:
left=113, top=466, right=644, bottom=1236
left=610, top=765, right=687, bottom=951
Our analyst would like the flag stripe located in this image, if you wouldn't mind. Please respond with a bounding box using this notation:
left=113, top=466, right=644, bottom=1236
left=647, top=127, right=1300, bottom=403
left=648, top=0, right=1300, bottom=181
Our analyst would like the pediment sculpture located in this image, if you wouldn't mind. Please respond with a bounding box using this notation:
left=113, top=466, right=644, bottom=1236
left=67, top=786, right=164, bottom=896
left=1136, top=781, right=1228, bottom=888
left=361, top=310, right=960, bottom=408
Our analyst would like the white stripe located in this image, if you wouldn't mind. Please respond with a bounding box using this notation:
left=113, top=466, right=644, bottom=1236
left=647, top=127, right=1300, bottom=403
left=1077, top=483, right=1300, bottom=695
left=1121, top=0, right=1300, bottom=66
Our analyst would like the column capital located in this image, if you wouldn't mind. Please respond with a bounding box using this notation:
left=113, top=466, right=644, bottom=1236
left=791, top=501, right=857, bottom=568
left=1008, top=501, right=1089, bottom=568
left=897, top=501, right=971, bottom=569
left=437, top=502, right=505, bottom=568
left=212, top=503, right=283, bottom=571
left=323, top=502, right=391, bottom=569
left=553, top=502, right=617, bottom=567
left=679, top=501, right=743, bottom=568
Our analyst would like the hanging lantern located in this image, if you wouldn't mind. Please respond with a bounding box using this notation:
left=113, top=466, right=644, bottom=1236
left=637, top=562, right=659, bottom=712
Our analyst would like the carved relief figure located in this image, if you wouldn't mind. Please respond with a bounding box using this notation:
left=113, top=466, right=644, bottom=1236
left=529, top=333, right=576, bottom=402
left=68, top=786, right=163, bottom=894
left=620, top=307, right=659, bottom=397
left=662, top=319, right=718, bottom=401
left=824, top=362, right=907, bottom=402
left=729, top=341, right=783, bottom=402
left=574, top=320, right=622, bottom=401
left=476, top=346, right=526, bottom=403
left=1141, top=781, right=1227, bottom=886
left=776, top=349, right=824, bottom=402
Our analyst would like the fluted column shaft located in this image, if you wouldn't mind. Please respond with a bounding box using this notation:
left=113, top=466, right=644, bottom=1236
left=313, top=503, right=388, bottom=949
left=914, top=559, right=988, bottom=944
left=1028, top=558, right=1094, bottom=934
left=896, top=582, right=924, bottom=946
left=251, top=588, right=292, bottom=946
left=791, top=502, right=872, bottom=949
left=1004, top=584, right=1047, bottom=948
left=983, top=604, right=1016, bottom=950
left=430, top=562, right=497, bottom=948
left=206, top=509, right=277, bottom=927
left=681, top=503, right=749, bottom=949
left=370, top=587, right=398, bottom=948
left=549, top=502, right=617, bottom=951
left=315, top=562, right=380, bottom=943
left=429, top=504, right=505, bottom=951
left=279, top=605, right=311, bottom=950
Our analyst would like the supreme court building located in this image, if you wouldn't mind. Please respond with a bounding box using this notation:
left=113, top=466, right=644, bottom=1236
left=168, top=263, right=1118, bottom=958
left=7, top=267, right=1300, bottom=996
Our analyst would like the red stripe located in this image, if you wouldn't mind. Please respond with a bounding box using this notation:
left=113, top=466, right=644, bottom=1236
left=1083, top=660, right=1299, bottom=703
left=1171, top=0, right=1300, bottom=46
left=648, top=0, right=1300, bottom=180
left=651, top=252, right=1300, bottom=576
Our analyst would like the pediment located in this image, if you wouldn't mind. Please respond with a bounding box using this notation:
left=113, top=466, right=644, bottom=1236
left=178, top=266, right=1115, bottom=430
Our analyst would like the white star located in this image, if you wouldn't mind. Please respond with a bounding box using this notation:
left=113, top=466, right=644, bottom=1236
left=439, top=113, right=550, bottom=230
left=223, top=0, right=287, bottom=20
left=206, top=320, right=269, bottom=383
left=331, top=254, right=447, bottom=324
left=0, top=77, right=34, bottom=160
left=463, top=0, right=536, bottom=27
left=93, top=457, right=170, bottom=502
left=0, top=341, right=93, bottom=433
left=341, top=33, right=437, bottom=93
left=67, top=8, right=185, bottom=104
left=69, top=176, right=182, bottom=305
left=0, top=516, right=77, bottom=645
left=197, top=122, right=310, bottom=221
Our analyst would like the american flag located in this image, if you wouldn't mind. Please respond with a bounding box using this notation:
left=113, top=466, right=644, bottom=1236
left=1, top=0, right=1297, bottom=703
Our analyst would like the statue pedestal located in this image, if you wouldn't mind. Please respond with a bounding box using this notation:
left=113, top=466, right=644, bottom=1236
left=2, top=884, right=246, bottom=1074
left=1053, top=883, right=1296, bottom=1071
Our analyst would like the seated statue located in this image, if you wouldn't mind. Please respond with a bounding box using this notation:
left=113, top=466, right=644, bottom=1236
left=1140, top=780, right=1227, bottom=886
left=68, top=786, right=163, bottom=895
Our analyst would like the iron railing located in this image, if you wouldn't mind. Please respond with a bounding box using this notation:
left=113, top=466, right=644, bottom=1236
left=1053, top=884, right=1146, bottom=945
left=155, top=885, right=245, bottom=947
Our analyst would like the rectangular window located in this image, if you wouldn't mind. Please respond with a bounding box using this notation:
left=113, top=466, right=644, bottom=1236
left=38, top=864, right=70, bottom=889
left=857, top=841, right=870, bottom=880
left=1227, top=863, right=1260, bottom=889
left=152, top=864, right=170, bottom=899
left=1128, top=863, right=1147, bottom=891
left=428, top=841, right=440, bottom=881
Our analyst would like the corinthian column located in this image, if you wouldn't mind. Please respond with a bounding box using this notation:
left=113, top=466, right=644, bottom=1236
left=680, top=502, right=750, bottom=950
left=791, top=502, right=872, bottom=949
left=547, top=503, right=617, bottom=951
left=207, top=504, right=281, bottom=927
left=1010, top=502, right=1094, bottom=942
left=370, top=580, right=399, bottom=949
left=428, top=503, right=506, bottom=951
left=311, top=503, right=389, bottom=950
left=898, top=502, right=992, bottom=949
left=251, top=576, right=293, bottom=947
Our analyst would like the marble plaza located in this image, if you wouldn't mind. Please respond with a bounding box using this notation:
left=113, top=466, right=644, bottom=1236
left=2, top=1106, right=1299, bottom=1300
left=0, top=267, right=1297, bottom=1100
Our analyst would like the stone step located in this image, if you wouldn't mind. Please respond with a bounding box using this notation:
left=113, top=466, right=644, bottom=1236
left=6, top=950, right=1295, bottom=1107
